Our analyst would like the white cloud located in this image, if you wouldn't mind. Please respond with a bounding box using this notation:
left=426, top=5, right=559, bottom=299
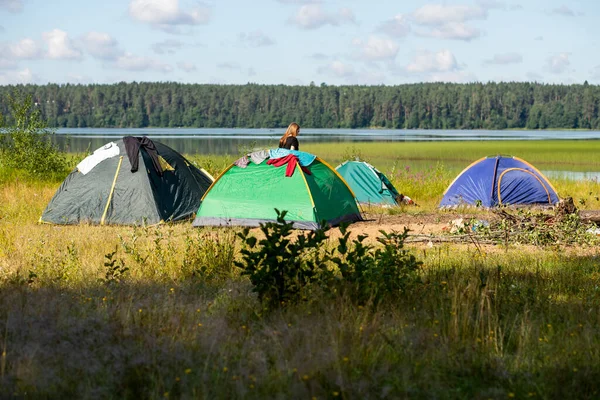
left=115, top=52, right=172, bottom=72
left=416, top=22, right=480, bottom=41
left=412, top=4, right=488, bottom=41
left=82, top=32, right=122, bottom=60
left=8, top=38, right=42, bottom=59
left=0, top=25, right=4, bottom=33
left=550, top=5, right=577, bottom=17
left=129, top=0, right=211, bottom=31
left=238, top=30, right=275, bottom=47
left=378, top=14, right=411, bottom=38
left=406, top=49, right=458, bottom=73
left=0, top=0, right=23, bottom=12
left=290, top=4, right=355, bottom=30
left=42, top=29, right=82, bottom=60
left=318, top=60, right=355, bottom=77
left=546, top=53, right=570, bottom=74
left=152, top=39, right=184, bottom=54
left=177, top=61, right=196, bottom=72
left=353, top=36, right=399, bottom=61
left=0, top=67, right=35, bottom=85
left=535, top=36, right=543, bottom=41
left=483, top=52, right=522, bottom=65
left=510, top=4, right=523, bottom=11
left=413, top=4, right=487, bottom=25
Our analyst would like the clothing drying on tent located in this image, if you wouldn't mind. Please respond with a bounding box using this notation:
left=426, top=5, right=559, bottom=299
left=336, top=160, right=408, bottom=206
left=41, top=137, right=214, bottom=225
left=193, top=149, right=362, bottom=230
left=439, top=155, right=559, bottom=208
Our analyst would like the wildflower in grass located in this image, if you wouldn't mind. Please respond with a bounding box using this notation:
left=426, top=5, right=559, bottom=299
left=163, top=392, right=169, bottom=398
left=196, top=308, right=201, bottom=313
left=508, top=393, right=515, bottom=398
left=169, top=288, right=175, bottom=294
left=573, top=368, right=578, bottom=372
left=302, top=374, right=309, bottom=381
left=175, top=377, right=180, bottom=382
left=441, top=281, right=447, bottom=285
left=138, top=309, right=142, bottom=313
left=223, top=367, right=228, bottom=373
left=198, top=323, right=202, bottom=327
left=249, top=384, right=255, bottom=389
left=333, top=392, right=340, bottom=397
left=185, top=369, right=192, bottom=374
left=343, top=357, right=349, bottom=363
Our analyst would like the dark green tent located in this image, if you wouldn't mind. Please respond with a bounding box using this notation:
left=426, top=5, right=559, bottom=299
left=193, top=150, right=362, bottom=230
left=336, top=160, right=403, bottom=206
left=41, top=139, right=214, bottom=225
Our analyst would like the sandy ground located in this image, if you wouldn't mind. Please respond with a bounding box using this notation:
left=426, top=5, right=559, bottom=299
left=344, top=210, right=498, bottom=238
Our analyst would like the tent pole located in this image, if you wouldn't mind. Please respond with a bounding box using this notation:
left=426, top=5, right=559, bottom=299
left=101, top=156, right=123, bottom=225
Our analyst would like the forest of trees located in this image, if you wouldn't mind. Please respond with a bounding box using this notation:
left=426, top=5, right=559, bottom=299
left=0, top=81, right=599, bottom=130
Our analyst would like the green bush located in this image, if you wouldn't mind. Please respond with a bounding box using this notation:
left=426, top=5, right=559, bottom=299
left=235, top=210, right=423, bottom=309
left=331, top=225, right=423, bottom=305
left=0, top=93, right=67, bottom=176
left=235, top=210, right=332, bottom=309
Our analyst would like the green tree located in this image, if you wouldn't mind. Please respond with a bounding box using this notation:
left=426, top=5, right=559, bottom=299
left=0, top=93, right=67, bottom=176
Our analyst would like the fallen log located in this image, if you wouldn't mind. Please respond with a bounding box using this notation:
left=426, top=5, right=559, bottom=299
left=579, top=210, right=600, bottom=224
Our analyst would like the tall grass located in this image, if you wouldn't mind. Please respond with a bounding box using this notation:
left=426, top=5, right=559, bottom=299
left=2, top=232, right=600, bottom=398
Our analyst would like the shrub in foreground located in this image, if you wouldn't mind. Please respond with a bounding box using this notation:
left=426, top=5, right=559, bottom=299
left=235, top=209, right=423, bottom=309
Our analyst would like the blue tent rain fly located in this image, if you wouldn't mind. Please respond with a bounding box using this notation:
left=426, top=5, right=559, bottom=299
left=440, top=156, right=559, bottom=207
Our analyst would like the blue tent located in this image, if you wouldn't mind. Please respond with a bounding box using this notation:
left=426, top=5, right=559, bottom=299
left=336, top=160, right=402, bottom=206
left=440, top=156, right=559, bottom=207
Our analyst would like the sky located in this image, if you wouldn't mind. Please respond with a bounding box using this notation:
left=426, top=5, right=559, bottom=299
left=0, top=0, right=598, bottom=86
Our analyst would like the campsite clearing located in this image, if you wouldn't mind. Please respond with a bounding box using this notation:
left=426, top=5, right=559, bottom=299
left=3, top=144, right=600, bottom=398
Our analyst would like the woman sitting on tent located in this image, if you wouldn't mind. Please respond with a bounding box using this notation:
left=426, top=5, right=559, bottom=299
left=279, top=122, right=301, bottom=150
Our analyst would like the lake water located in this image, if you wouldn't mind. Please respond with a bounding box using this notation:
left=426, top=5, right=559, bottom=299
left=54, top=128, right=600, bottom=180
left=55, top=128, right=600, bottom=155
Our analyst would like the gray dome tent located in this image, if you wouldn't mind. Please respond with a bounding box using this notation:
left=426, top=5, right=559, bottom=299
left=40, top=137, right=214, bottom=225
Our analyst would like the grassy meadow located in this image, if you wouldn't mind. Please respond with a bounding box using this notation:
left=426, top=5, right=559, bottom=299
left=2, top=141, right=600, bottom=398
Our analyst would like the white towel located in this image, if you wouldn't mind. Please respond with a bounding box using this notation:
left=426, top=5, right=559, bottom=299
left=77, top=142, right=120, bottom=175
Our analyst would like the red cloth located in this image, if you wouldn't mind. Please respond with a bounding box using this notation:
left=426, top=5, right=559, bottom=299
left=266, top=154, right=311, bottom=177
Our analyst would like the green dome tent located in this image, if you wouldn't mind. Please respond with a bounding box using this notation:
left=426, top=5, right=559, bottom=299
left=336, top=160, right=404, bottom=206
left=193, top=149, right=362, bottom=230
left=40, top=138, right=214, bottom=225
